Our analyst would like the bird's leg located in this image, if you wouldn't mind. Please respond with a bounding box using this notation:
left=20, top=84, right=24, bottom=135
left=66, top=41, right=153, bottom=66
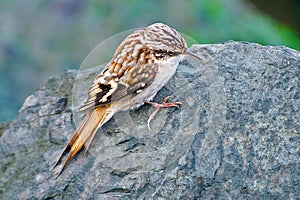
left=145, top=96, right=182, bottom=130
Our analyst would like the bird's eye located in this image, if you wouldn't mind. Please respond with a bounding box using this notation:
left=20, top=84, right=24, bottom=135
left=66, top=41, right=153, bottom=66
left=168, top=51, right=180, bottom=56
left=167, top=51, right=174, bottom=56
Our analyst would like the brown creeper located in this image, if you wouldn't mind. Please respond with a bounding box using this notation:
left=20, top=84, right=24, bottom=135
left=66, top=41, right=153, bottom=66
left=53, top=23, right=200, bottom=175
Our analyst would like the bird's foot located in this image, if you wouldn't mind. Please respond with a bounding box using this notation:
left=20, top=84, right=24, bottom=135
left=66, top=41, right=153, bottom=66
left=145, top=96, right=182, bottom=130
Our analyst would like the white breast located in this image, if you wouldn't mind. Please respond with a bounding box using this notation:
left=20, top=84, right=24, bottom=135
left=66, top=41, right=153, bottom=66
left=125, top=55, right=184, bottom=109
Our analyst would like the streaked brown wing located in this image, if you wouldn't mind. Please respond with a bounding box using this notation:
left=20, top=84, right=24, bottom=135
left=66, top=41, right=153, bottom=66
left=78, top=62, right=158, bottom=111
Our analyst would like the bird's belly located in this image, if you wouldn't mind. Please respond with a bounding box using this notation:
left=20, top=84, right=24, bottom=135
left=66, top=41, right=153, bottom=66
left=129, top=62, right=178, bottom=109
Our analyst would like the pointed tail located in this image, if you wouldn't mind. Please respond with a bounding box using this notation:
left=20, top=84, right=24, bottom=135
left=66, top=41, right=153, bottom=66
left=53, top=105, right=115, bottom=175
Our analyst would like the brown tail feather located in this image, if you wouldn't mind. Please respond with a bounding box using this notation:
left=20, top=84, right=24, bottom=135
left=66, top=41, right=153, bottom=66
left=53, top=105, right=114, bottom=176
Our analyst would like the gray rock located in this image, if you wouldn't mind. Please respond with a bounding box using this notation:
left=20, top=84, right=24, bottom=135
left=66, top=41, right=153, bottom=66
left=0, top=41, right=299, bottom=199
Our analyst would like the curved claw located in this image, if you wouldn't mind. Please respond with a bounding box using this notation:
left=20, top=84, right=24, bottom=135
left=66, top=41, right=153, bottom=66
left=145, top=96, right=182, bottom=131
left=147, top=108, right=160, bottom=130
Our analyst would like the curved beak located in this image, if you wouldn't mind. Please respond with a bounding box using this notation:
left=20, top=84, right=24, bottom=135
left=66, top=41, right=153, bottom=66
left=184, top=50, right=202, bottom=61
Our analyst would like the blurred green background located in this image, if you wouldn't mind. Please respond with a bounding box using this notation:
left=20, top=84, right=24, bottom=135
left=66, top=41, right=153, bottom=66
left=0, top=0, right=299, bottom=122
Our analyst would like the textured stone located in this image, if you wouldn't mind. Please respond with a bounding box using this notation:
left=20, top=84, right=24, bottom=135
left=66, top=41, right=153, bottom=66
left=0, top=42, right=299, bottom=199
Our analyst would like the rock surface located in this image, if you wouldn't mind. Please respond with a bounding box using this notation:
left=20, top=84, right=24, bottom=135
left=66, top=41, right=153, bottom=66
left=0, top=42, right=299, bottom=199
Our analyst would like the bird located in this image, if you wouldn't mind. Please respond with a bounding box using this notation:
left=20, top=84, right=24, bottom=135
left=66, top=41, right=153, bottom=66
left=52, top=22, right=201, bottom=175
